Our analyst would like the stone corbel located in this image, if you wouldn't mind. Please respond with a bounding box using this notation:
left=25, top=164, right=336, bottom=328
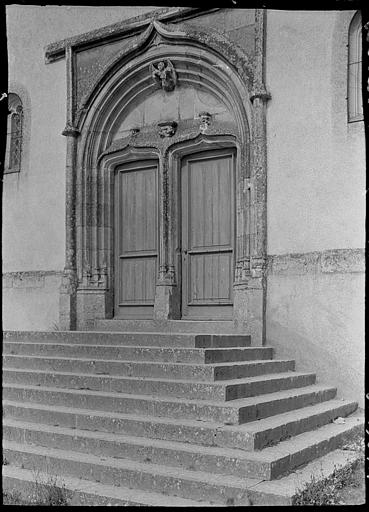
left=198, top=112, right=212, bottom=133
left=130, top=127, right=140, bottom=137
left=158, top=121, right=177, bottom=138
left=249, top=84, right=271, bottom=104
left=62, top=122, right=80, bottom=137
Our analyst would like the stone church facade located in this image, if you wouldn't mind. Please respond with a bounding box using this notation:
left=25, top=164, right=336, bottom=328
left=3, top=5, right=365, bottom=405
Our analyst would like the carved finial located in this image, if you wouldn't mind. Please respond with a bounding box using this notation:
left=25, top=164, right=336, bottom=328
left=150, top=59, right=177, bottom=92
left=158, top=120, right=177, bottom=138
left=198, top=112, right=212, bottom=133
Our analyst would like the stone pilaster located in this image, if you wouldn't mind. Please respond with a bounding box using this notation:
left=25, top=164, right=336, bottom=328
left=234, top=9, right=270, bottom=345
left=59, top=46, right=79, bottom=330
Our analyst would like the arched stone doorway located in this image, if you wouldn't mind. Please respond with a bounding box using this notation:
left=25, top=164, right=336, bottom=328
left=59, top=19, right=269, bottom=343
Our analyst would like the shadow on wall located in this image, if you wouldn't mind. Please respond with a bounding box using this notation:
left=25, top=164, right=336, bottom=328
left=267, top=312, right=364, bottom=408
left=2, top=273, right=62, bottom=331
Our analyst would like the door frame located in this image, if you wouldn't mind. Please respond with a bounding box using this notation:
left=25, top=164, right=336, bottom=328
left=179, top=148, right=236, bottom=320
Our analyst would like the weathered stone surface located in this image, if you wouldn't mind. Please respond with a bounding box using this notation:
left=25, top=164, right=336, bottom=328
left=2, top=368, right=317, bottom=402
left=2, top=465, right=212, bottom=507
left=3, top=398, right=360, bottom=454
left=268, top=248, right=365, bottom=276
left=3, top=342, right=271, bottom=364
left=3, top=331, right=251, bottom=347
left=93, top=319, right=241, bottom=333
left=2, top=330, right=363, bottom=505
left=3, top=382, right=337, bottom=425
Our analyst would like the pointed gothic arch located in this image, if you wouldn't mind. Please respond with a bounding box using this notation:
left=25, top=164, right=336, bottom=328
left=59, top=17, right=269, bottom=341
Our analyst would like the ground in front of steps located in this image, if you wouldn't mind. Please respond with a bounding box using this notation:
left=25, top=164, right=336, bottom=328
left=338, top=459, right=365, bottom=505
left=2, top=455, right=365, bottom=506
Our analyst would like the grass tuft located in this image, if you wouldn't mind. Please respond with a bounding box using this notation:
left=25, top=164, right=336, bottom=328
left=292, top=430, right=364, bottom=506
left=3, top=473, right=71, bottom=506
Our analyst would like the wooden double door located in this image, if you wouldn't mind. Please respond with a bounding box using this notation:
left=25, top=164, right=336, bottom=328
left=114, top=149, right=235, bottom=319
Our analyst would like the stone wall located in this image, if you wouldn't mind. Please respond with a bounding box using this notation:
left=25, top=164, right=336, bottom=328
left=186, top=9, right=255, bottom=56
left=3, top=5, right=157, bottom=330
left=2, top=271, right=63, bottom=330
left=266, top=250, right=365, bottom=406
left=266, top=10, right=365, bottom=254
left=265, top=10, right=365, bottom=406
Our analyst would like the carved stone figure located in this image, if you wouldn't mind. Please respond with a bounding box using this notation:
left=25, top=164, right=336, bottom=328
left=150, top=60, right=177, bottom=92
left=158, top=120, right=177, bottom=138
left=199, top=112, right=212, bottom=133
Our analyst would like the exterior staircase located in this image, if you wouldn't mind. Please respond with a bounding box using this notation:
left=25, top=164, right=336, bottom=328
left=2, top=330, right=364, bottom=506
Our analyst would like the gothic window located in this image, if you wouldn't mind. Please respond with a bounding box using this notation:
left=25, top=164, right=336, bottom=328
left=348, top=11, right=363, bottom=122
left=5, top=93, right=23, bottom=173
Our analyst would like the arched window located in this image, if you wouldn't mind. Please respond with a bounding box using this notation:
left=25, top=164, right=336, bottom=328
left=348, top=11, right=363, bottom=122
left=5, top=93, right=23, bottom=173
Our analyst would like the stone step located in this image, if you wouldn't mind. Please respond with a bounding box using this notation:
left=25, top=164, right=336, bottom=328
left=3, top=354, right=295, bottom=381
left=1, top=440, right=264, bottom=505
left=3, top=428, right=363, bottom=506
left=3, top=398, right=358, bottom=451
left=247, top=448, right=362, bottom=505
left=3, top=330, right=251, bottom=348
left=224, top=399, right=359, bottom=450
left=2, top=465, right=215, bottom=507
left=93, top=319, right=239, bottom=334
left=2, top=383, right=337, bottom=424
left=3, top=342, right=272, bottom=364
left=1, top=419, right=276, bottom=481
left=2, top=368, right=316, bottom=401
left=3, top=412, right=362, bottom=481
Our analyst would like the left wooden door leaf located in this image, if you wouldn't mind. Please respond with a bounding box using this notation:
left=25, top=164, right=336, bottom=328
left=114, top=160, right=158, bottom=319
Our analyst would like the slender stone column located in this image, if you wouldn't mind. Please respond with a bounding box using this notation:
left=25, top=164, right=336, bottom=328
left=249, top=11, right=270, bottom=273
left=157, top=154, right=168, bottom=283
left=59, top=46, right=79, bottom=330
left=154, top=152, right=179, bottom=319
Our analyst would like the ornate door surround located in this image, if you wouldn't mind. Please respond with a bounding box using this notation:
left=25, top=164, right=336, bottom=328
left=53, top=13, right=270, bottom=343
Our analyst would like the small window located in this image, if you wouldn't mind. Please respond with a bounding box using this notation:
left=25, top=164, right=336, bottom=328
left=5, top=93, right=23, bottom=173
left=348, top=11, right=363, bottom=122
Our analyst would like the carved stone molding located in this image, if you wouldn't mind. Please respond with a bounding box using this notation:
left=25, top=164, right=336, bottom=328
left=71, top=20, right=253, bottom=128
left=267, top=249, right=365, bottom=276
left=44, top=8, right=219, bottom=62
left=2, top=270, right=63, bottom=289
left=98, top=120, right=239, bottom=162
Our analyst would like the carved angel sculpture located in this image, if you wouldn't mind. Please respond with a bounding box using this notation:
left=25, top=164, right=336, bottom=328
left=150, top=60, right=177, bottom=92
